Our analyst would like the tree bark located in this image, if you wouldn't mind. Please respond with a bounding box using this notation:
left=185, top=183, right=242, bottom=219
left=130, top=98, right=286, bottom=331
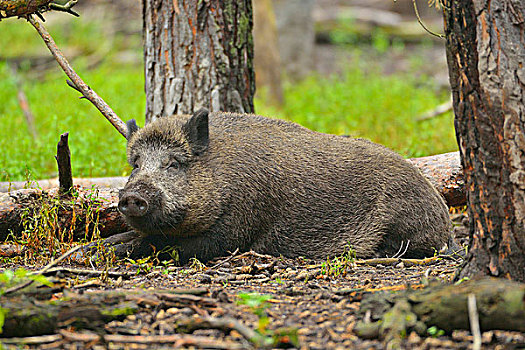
left=0, top=0, right=52, bottom=19
left=443, top=0, right=525, bottom=281
left=142, top=0, right=255, bottom=123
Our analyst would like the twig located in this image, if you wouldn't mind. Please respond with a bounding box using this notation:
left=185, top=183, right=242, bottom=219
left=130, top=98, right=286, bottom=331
left=41, top=267, right=130, bottom=279
left=390, top=241, right=406, bottom=259
left=209, top=248, right=240, bottom=269
left=411, top=0, right=445, bottom=38
left=391, top=240, right=410, bottom=259
left=27, top=15, right=127, bottom=138
left=0, top=334, right=62, bottom=345
left=233, top=250, right=275, bottom=261
left=396, top=240, right=410, bottom=259
left=3, top=245, right=83, bottom=295
left=468, top=294, right=482, bottom=350
left=7, top=62, right=38, bottom=139
left=55, top=132, right=73, bottom=194
left=155, top=292, right=217, bottom=307
left=36, top=244, right=84, bottom=275
left=58, top=329, right=244, bottom=348
left=182, top=316, right=270, bottom=347
left=354, top=256, right=442, bottom=267
left=417, top=98, right=453, bottom=121
left=49, top=0, right=79, bottom=17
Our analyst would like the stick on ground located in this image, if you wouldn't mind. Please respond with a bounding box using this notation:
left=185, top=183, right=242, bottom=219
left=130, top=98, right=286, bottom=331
left=55, top=132, right=73, bottom=194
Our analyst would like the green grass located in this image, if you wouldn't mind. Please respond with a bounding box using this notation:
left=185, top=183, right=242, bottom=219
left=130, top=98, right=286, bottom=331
left=0, top=61, right=145, bottom=181
left=0, top=14, right=456, bottom=182
left=255, top=68, right=457, bottom=158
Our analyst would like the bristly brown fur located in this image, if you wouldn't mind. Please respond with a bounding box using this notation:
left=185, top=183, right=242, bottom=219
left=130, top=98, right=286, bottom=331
left=119, top=110, right=453, bottom=263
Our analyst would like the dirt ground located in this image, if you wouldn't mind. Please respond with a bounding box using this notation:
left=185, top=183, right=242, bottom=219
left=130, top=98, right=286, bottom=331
left=1, top=228, right=524, bottom=350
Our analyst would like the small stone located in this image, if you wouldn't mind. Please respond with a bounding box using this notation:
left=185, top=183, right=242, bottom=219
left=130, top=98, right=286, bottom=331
left=407, top=331, right=421, bottom=344
left=297, top=328, right=312, bottom=335
left=155, top=309, right=166, bottom=320
left=395, top=262, right=405, bottom=268
left=197, top=274, right=212, bottom=283
left=295, top=270, right=310, bottom=281
left=166, top=307, right=180, bottom=315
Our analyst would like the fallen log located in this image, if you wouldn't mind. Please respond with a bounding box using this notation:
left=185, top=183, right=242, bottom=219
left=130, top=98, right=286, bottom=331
left=355, top=277, right=525, bottom=347
left=0, top=187, right=127, bottom=243
left=0, top=151, right=465, bottom=203
left=0, top=177, right=128, bottom=192
left=0, top=152, right=465, bottom=247
left=407, top=151, right=465, bottom=207
left=0, top=287, right=219, bottom=338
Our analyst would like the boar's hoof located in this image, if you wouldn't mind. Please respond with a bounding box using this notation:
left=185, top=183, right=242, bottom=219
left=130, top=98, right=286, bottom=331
left=77, top=231, right=158, bottom=261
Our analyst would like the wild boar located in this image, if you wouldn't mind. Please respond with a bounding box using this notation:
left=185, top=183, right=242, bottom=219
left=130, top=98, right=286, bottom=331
left=115, top=109, right=452, bottom=262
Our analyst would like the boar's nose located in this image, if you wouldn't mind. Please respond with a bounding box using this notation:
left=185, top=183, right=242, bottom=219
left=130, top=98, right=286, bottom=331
left=118, top=192, right=149, bottom=217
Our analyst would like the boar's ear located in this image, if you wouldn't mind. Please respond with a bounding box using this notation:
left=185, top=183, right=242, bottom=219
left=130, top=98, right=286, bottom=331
left=126, top=119, right=139, bottom=141
left=183, top=108, right=209, bottom=155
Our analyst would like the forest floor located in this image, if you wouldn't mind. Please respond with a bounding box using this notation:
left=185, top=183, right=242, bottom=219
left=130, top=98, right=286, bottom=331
left=2, top=249, right=524, bottom=349
left=1, top=212, right=524, bottom=350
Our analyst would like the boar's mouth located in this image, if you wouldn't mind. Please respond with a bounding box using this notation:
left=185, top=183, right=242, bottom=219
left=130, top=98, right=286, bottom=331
left=124, top=212, right=186, bottom=237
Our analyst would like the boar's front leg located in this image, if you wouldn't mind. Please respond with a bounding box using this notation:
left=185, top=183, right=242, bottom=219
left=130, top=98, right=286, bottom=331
left=80, top=231, right=176, bottom=261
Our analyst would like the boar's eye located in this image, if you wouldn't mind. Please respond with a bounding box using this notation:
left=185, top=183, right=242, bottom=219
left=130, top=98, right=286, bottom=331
left=167, top=160, right=181, bottom=171
left=130, top=156, right=140, bottom=169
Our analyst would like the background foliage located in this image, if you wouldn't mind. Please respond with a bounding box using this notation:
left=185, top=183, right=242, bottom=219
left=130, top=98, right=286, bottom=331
left=0, top=8, right=456, bottom=182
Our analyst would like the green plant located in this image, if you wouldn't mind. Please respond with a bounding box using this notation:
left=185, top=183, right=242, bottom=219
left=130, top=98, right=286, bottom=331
left=126, top=256, right=155, bottom=275
left=255, top=66, right=456, bottom=159
left=0, top=268, right=51, bottom=296
left=0, top=268, right=53, bottom=334
left=16, top=183, right=105, bottom=263
left=188, top=257, right=206, bottom=272
left=320, top=244, right=356, bottom=277
left=427, top=326, right=445, bottom=337
left=237, top=293, right=272, bottom=335
left=237, top=293, right=299, bottom=347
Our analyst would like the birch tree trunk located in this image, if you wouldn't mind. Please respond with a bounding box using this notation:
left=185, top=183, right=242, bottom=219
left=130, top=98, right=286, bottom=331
left=142, top=0, right=255, bottom=124
left=443, top=0, right=525, bottom=282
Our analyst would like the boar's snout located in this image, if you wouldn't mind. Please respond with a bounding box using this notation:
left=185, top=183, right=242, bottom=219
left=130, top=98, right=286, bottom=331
left=118, top=192, right=149, bottom=217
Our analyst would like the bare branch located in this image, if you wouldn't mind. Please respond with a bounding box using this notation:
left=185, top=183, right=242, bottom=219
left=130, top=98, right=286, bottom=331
left=0, top=0, right=79, bottom=20
left=27, top=15, right=127, bottom=138
left=0, top=0, right=52, bottom=19
left=411, top=0, right=445, bottom=38
left=49, top=0, right=79, bottom=17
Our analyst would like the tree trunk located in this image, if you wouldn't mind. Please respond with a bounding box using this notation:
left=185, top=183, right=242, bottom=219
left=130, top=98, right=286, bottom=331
left=253, top=0, right=283, bottom=106
left=142, top=0, right=255, bottom=123
left=443, top=0, right=525, bottom=281
left=273, top=0, right=315, bottom=81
